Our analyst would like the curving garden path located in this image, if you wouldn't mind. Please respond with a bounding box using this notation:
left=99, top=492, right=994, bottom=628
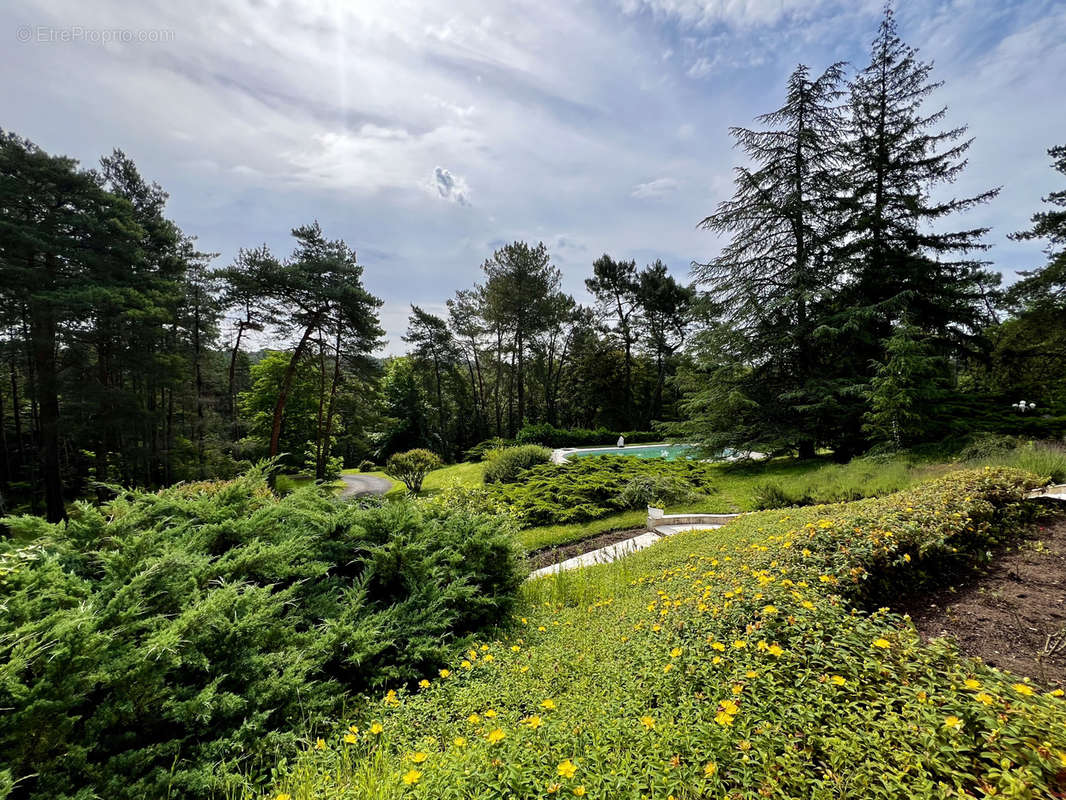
left=338, top=474, right=393, bottom=499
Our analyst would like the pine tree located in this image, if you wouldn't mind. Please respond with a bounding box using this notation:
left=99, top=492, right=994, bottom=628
left=690, top=63, right=848, bottom=457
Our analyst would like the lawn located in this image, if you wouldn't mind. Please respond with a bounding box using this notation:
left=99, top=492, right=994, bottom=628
left=265, top=467, right=1066, bottom=799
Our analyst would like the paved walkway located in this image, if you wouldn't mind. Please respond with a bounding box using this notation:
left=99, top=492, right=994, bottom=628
left=528, top=522, right=723, bottom=579
left=338, top=474, right=393, bottom=499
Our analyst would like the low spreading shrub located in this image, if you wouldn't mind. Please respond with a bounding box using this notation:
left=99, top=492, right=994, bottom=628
left=489, top=455, right=719, bottom=526
left=270, top=468, right=1065, bottom=800
left=0, top=468, right=523, bottom=800
left=483, top=445, right=553, bottom=484
left=385, top=448, right=443, bottom=492
left=615, top=473, right=704, bottom=509
left=357, top=459, right=377, bottom=472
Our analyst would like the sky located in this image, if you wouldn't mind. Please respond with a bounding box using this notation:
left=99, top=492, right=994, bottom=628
left=3, top=0, right=1065, bottom=354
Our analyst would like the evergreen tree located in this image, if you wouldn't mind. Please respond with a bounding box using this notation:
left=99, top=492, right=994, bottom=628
left=864, top=322, right=949, bottom=448
left=844, top=5, right=1000, bottom=355
left=690, top=63, right=848, bottom=457
left=636, top=260, right=695, bottom=422
left=404, top=305, right=458, bottom=456
left=585, top=255, right=640, bottom=424
left=1007, top=143, right=1066, bottom=311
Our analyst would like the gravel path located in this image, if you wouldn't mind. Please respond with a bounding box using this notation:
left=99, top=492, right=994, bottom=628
left=338, top=474, right=393, bottom=499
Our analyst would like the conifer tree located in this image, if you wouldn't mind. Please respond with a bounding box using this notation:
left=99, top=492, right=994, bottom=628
left=843, top=5, right=1000, bottom=356
left=690, top=63, right=848, bottom=456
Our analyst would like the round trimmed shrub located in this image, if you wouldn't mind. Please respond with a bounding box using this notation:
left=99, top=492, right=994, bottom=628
left=483, top=445, right=553, bottom=484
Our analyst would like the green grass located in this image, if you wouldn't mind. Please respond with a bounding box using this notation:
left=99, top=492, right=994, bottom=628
left=265, top=468, right=1065, bottom=800
left=275, top=473, right=345, bottom=495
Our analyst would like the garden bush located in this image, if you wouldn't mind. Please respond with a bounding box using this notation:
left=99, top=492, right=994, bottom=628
left=463, top=437, right=515, bottom=462
left=615, top=473, right=703, bottom=509
left=488, top=455, right=718, bottom=526
left=357, top=458, right=377, bottom=472
left=269, top=467, right=1065, bottom=800
left=483, top=445, right=553, bottom=484
left=0, top=468, right=523, bottom=800
left=385, top=448, right=443, bottom=492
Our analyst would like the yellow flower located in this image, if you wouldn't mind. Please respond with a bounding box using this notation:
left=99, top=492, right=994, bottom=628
left=538, top=626, right=547, bottom=631
left=963, top=679, right=980, bottom=690
left=733, top=640, right=747, bottom=649
left=546, top=782, right=561, bottom=794
left=830, top=675, right=846, bottom=686
left=541, top=698, right=557, bottom=710
left=486, top=728, right=506, bottom=744
left=943, top=716, right=963, bottom=730
left=461, top=660, right=472, bottom=669
left=719, top=699, right=739, bottom=715
left=670, top=647, right=683, bottom=658
left=453, top=736, right=467, bottom=747
left=663, top=663, right=674, bottom=674
left=384, top=689, right=399, bottom=706
left=419, top=679, right=430, bottom=689
left=801, top=600, right=815, bottom=610
left=511, top=645, right=521, bottom=652
left=344, top=733, right=358, bottom=744
left=1012, top=683, right=1034, bottom=696
left=468, top=649, right=478, bottom=660
left=762, top=605, right=778, bottom=614
left=521, top=715, right=543, bottom=729
left=872, top=638, right=891, bottom=649
left=640, top=715, right=655, bottom=730
left=408, top=751, right=428, bottom=763
left=974, top=692, right=994, bottom=706
left=711, top=641, right=726, bottom=651
left=439, top=668, right=450, bottom=678
left=557, top=759, right=578, bottom=779
left=401, top=769, right=421, bottom=785
left=276, top=794, right=291, bottom=800
left=1050, top=689, right=1064, bottom=697
left=714, top=711, right=735, bottom=727
left=573, top=787, right=586, bottom=797
left=484, top=709, right=497, bottom=718
left=349, top=724, right=359, bottom=734
left=483, top=654, right=495, bottom=663
left=369, top=722, right=384, bottom=735
left=315, top=737, right=326, bottom=750
left=703, top=761, right=717, bottom=777
left=768, top=644, right=784, bottom=657
left=467, top=713, right=481, bottom=724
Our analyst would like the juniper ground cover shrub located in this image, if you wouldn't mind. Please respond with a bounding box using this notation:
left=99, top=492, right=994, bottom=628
left=0, top=468, right=523, bottom=800
left=488, top=455, right=719, bottom=526
left=270, top=468, right=1066, bottom=800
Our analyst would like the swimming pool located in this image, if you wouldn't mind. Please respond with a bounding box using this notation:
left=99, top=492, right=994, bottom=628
left=567, top=443, right=696, bottom=461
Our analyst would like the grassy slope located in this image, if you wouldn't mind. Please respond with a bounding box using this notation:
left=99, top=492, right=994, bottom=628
left=268, top=469, right=1065, bottom=799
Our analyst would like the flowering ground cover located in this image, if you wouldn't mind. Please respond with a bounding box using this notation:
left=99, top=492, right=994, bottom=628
left=267, top=468, right=1066, bottom=799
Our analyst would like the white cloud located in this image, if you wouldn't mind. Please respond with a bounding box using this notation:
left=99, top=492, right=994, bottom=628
left=686, top=56, right=714, bottom=78
left=632, top=177, right=680, bottom=198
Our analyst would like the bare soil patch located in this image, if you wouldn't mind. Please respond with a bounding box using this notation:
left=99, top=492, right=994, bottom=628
left=527, top=528, right=647, bottom=570
left=896, top=510, right=1066, bottom=688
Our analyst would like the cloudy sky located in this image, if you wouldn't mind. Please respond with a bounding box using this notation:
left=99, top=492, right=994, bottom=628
left=4, top=0, right=1065, bottom=352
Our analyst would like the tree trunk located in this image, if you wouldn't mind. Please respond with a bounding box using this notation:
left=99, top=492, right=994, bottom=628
left=319, top=327, right=343, bottom=480
left=269, top=316, right=319, bottom=457
left=29, top=275, right=64, bottom=522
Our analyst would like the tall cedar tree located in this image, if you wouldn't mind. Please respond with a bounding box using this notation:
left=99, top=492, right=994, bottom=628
left=691, top=63, right=847, bottom=457
left=844, top=5, right=999, bottom=359
left=1007, top=144, right=1066, bottom=311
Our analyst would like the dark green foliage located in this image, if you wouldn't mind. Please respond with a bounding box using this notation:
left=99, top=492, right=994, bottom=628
left=514, top=423, right=660, bottom=448
left=385, top=448, right=443, bottom=492
left=0, top=468, right=522, bottom=799
left=751, top=481, right=813, bottom=510
left=482, top=444, right=552, bottom=484
left=357, top=459, right=377, bottom=472
left=488, top=455, right=718, bottom=526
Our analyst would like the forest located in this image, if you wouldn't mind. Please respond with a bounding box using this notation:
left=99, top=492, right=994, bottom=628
left=0, top=9, right=1063, bottom=526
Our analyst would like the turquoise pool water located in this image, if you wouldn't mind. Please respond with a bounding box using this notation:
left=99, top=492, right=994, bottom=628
left=569, top=443, right=696, bottom=460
